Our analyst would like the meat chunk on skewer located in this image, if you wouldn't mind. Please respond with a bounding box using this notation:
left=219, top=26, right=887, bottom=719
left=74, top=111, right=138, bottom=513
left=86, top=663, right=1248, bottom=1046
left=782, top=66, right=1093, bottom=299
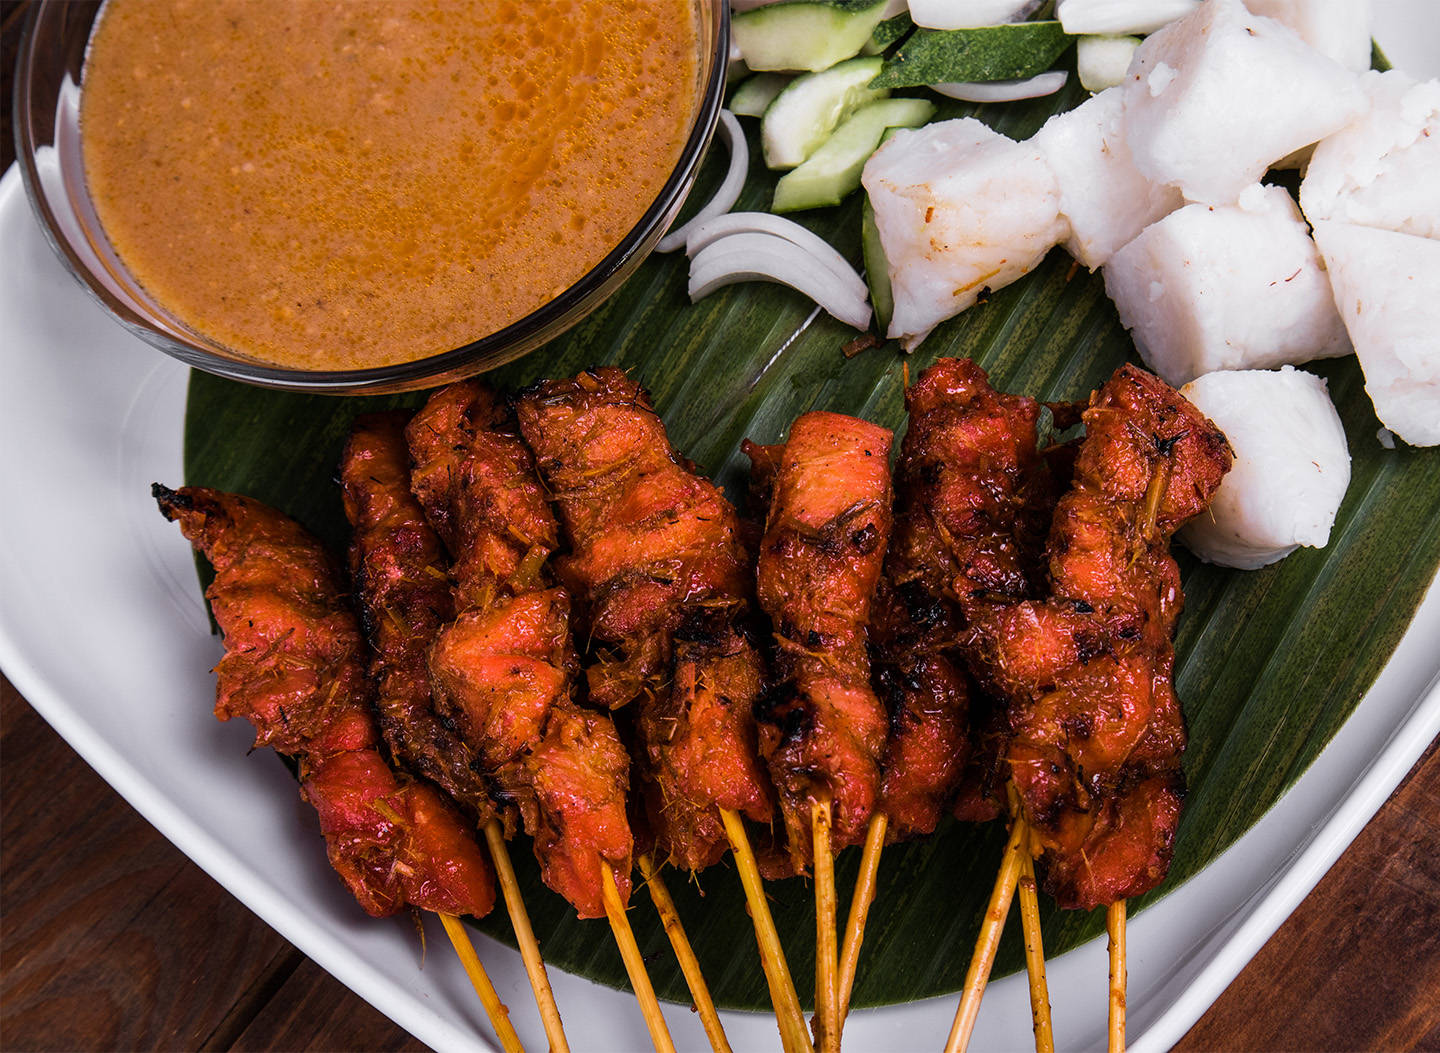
left=153, top=484, right=494, bottom=919
left=408, top=381, right=633, bottom=919
left=965, top=365, right=1231, bottom=910
left=871, top=357, right=1061, bottom=840
left=515, top=367, right=774, bottom=873
left=340, top=413, right=500, bottom=830
left=745, top=411, right=894, bottom=864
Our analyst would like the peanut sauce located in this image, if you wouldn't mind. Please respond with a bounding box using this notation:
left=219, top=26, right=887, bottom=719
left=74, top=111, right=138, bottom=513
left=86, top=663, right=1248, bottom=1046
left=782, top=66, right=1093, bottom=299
left=81, top=0, right=699, bottom=370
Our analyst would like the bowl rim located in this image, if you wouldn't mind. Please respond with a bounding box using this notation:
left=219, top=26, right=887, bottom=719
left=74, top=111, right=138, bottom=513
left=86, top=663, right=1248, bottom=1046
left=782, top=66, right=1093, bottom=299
left=13, top=0, right=731, bottom=393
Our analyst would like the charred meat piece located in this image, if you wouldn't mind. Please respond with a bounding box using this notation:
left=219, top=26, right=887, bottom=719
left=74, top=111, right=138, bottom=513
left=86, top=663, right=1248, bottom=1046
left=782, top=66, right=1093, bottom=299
left=408, top=381, right=632, bottom=919
left=153, top=484, right=494, bottom=919
left=745, top=411, right=894, bottom=865
left=965, top=365, right=1231, bottom=910
left=340, top=413, right=499, bottom=828
left=871, top=357, right=1061, bottom=840
left=515, top=368, right=774, bottom=873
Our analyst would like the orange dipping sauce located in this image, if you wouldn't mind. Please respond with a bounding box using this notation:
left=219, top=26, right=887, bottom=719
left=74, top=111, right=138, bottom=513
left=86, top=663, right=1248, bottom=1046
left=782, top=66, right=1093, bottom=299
left=80, top=0, right=700, bottom=370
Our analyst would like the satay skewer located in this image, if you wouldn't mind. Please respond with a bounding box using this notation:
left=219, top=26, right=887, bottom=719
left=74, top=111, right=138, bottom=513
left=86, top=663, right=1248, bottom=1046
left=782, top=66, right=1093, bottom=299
left=438, top=913, right=526, bottom=1053
left=944, top=812, right=1027, bottom=1053
left=812, top=794, right=840, bottom=1053
left=1008, top=786, right=1054, bottom=1053
left=638, top=853, right=733, bottom=1053
left=601, top=862, right=678, bottom=1053
left=484, top=822, right=571, bottom=1053
left=720, top=807, right=811, bottom=1053
left=836, top=811, right=886, bottom=1025
left=1108, top=901, right=1127, bottom=1053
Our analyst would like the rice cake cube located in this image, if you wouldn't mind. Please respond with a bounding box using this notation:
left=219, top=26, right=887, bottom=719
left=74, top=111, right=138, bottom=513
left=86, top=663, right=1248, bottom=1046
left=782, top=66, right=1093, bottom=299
left=1178, top=366, right=1351, bottom=570
left=862, top=118, right=1066, bottom=350
left=1120, top=0, right=1365, bottom=205
left=1301, top=70, right=1440, bottom=241
left=1032, top=86, right=1182, bottom=270
left=1313, top=220, right=1440, bottom=447
left=1103, top=184, right=1350, bottom=387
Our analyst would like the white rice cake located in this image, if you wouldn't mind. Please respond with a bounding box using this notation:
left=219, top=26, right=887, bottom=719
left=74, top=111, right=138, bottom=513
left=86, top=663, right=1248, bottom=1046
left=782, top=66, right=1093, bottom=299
left=1032, top=87, right=1182, bottom=270
left=1178, top=366, right=1350, bottom=570
left=862, top=118, right=1066, bottom=350
left=1120, top=0, right=1365, bottom=205
left=1313, top=220, right=1440, bottom=447
left=1103, top=183, right=1350, bottom=387
left=1301, top=70, right=1440, bottom=241
left=1243, top=0, right=1373, bottom=72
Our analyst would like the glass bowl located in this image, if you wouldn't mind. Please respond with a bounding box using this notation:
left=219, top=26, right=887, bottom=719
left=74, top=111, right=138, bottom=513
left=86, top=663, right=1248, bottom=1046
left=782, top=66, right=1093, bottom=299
left=13, top=1, right=729, bottom=395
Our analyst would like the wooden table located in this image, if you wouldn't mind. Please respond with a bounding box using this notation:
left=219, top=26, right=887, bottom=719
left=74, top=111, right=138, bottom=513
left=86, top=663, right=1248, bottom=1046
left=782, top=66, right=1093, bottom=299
left=3, top=669, right=1438, bottom=1051
left=3, top=5, right=1438, bottom=1049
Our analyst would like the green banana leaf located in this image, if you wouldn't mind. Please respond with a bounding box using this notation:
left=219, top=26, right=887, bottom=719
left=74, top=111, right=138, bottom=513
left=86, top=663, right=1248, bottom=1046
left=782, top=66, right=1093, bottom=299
left=183, top=77, right=1440, bottom=1010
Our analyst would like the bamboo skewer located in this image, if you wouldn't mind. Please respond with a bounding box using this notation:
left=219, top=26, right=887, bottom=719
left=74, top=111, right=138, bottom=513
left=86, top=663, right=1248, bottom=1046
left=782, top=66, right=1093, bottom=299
left=837, top=811, right=887, bottom=1026
left=943, top=812, right=1027, bottom=1053
left=1015, top=841, right=1054, bottom=1053
left=812, top=796, right=840, bottom=1053
left=601, top=861, right=678, bottom=1053
left=1108, top=900, right=1127, bottom=1053
left=638, top=852, right=733, bottom=1053
left=719, top=807, right=810, bottom=1053
left=438, top=913, right=527, bottom=1053
left=484, top=821, right=570, bottom=1053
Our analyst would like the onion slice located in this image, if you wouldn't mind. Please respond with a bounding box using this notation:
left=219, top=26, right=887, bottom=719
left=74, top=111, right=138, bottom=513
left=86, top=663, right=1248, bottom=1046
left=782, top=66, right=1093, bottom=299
left=930, top=70, right=1069, bottom=102
left=684, top=213, right=869, bottom=301
left=657, top=110, right=749, bottom=253
left=688, top=230, right=872, bottom=331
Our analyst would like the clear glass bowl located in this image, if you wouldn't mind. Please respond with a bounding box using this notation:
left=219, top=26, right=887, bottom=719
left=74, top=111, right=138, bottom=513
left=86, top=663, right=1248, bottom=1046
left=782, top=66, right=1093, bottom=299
left=13, top=1, right=729, bottom=394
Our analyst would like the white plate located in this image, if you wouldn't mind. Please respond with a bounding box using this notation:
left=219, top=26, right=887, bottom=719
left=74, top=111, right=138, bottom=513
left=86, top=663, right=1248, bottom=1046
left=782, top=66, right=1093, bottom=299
left=2, top=11, right=1438, bottom=1046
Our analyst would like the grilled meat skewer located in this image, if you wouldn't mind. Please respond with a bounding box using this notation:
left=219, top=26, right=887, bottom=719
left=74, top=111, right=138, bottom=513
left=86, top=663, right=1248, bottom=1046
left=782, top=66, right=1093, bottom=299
left=153, top=484, right=495, bottom=919
left=744, top=410, right=895, bottom=865
left=407, top=380, right=633, bottom=920
left=515, top=367, right=774, bottom=874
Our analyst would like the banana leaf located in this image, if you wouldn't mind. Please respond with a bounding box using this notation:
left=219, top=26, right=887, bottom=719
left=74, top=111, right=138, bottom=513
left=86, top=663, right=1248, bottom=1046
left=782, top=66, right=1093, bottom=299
left=183, top=77, right=1440, bottom=1009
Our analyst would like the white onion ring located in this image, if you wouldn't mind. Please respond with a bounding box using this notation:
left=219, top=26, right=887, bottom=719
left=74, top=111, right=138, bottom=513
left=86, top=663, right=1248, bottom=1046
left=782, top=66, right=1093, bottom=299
left=930, top=70, right=1069, bottom=102
left=656, top=110, right=749, bottom=253
left=688, top=231, right=872, bottom=331
left=684, top=214, right=868, bottom=301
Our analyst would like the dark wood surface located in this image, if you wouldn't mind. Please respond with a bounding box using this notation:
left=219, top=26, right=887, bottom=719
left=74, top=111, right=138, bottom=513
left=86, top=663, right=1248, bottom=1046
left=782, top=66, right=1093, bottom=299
left=4, top=665, right=1438, bottom=1051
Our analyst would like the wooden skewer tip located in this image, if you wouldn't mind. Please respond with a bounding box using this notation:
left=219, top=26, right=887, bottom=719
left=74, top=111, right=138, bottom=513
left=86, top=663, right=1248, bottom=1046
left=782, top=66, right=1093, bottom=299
left=812, top=796, right=840, bottom=1053
left=638, top=852, right=732, bottom=1053
left=601, top=860, right=677, bottom=1053
left=438, top=912, right=526, bottom=1053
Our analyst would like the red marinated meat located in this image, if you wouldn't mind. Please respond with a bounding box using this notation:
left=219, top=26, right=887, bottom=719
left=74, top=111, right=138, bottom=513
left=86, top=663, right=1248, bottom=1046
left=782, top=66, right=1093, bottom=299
left=153, top=484, right=494, bottom=919
left=408, top=381, right=633, bottom=919
left=515, top=368, right=774, bottom=873
left=745, top=411, right=894, bottom=865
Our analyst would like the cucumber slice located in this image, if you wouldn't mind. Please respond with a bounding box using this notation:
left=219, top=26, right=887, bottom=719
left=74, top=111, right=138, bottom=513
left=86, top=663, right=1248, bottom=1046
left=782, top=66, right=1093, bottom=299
left=1076, top=34, right=1140, bottom=92
left=871, top=21, right=1072, bottom=88
left=729, top=73, right=792, bottom=118
left=762, top=56, right=889, bottom=170
left=773, top=97, right=936, bottom=212
left=861, top=195, right=894, bottom=336
left=733, top=0, right=891, bottom=72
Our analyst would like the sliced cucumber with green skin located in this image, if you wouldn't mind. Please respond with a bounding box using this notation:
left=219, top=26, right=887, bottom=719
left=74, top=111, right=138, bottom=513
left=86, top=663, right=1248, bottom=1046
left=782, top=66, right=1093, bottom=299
left=871, top=21, right=1072, bottom=88
left=729, top=73, right=792, bottom=118
left=733, top=0, right=891, bottom=72
left=762, top=56, right=889, bottom=170
left=861, top=195, right=894, bottom=336
left=773, top=96, right=937, bottom=212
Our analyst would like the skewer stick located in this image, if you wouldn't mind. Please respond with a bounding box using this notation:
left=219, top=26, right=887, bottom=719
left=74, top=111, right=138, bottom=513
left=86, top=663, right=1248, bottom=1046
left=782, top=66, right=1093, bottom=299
left=1107, top=900, right=1127, bottom=1053
left=601, top=861, right=678, bottom=1053
left=484, top=821, right=570, bottom=1053
left=1006, top=787, right=1053, bottom=1053
left=438, top=913, right=527, bottom=1053
left=638, top=852, right=733, bottom=1053
left=943, top=812, right=1027, bottom=1053
left=837, top=811, right=887, bottom=1025
left=811, top=796, right=840, bottom=1053
left=719, top=807, right=810, bottom=1053
left=1015, top=846, right=1054, bottom=1053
